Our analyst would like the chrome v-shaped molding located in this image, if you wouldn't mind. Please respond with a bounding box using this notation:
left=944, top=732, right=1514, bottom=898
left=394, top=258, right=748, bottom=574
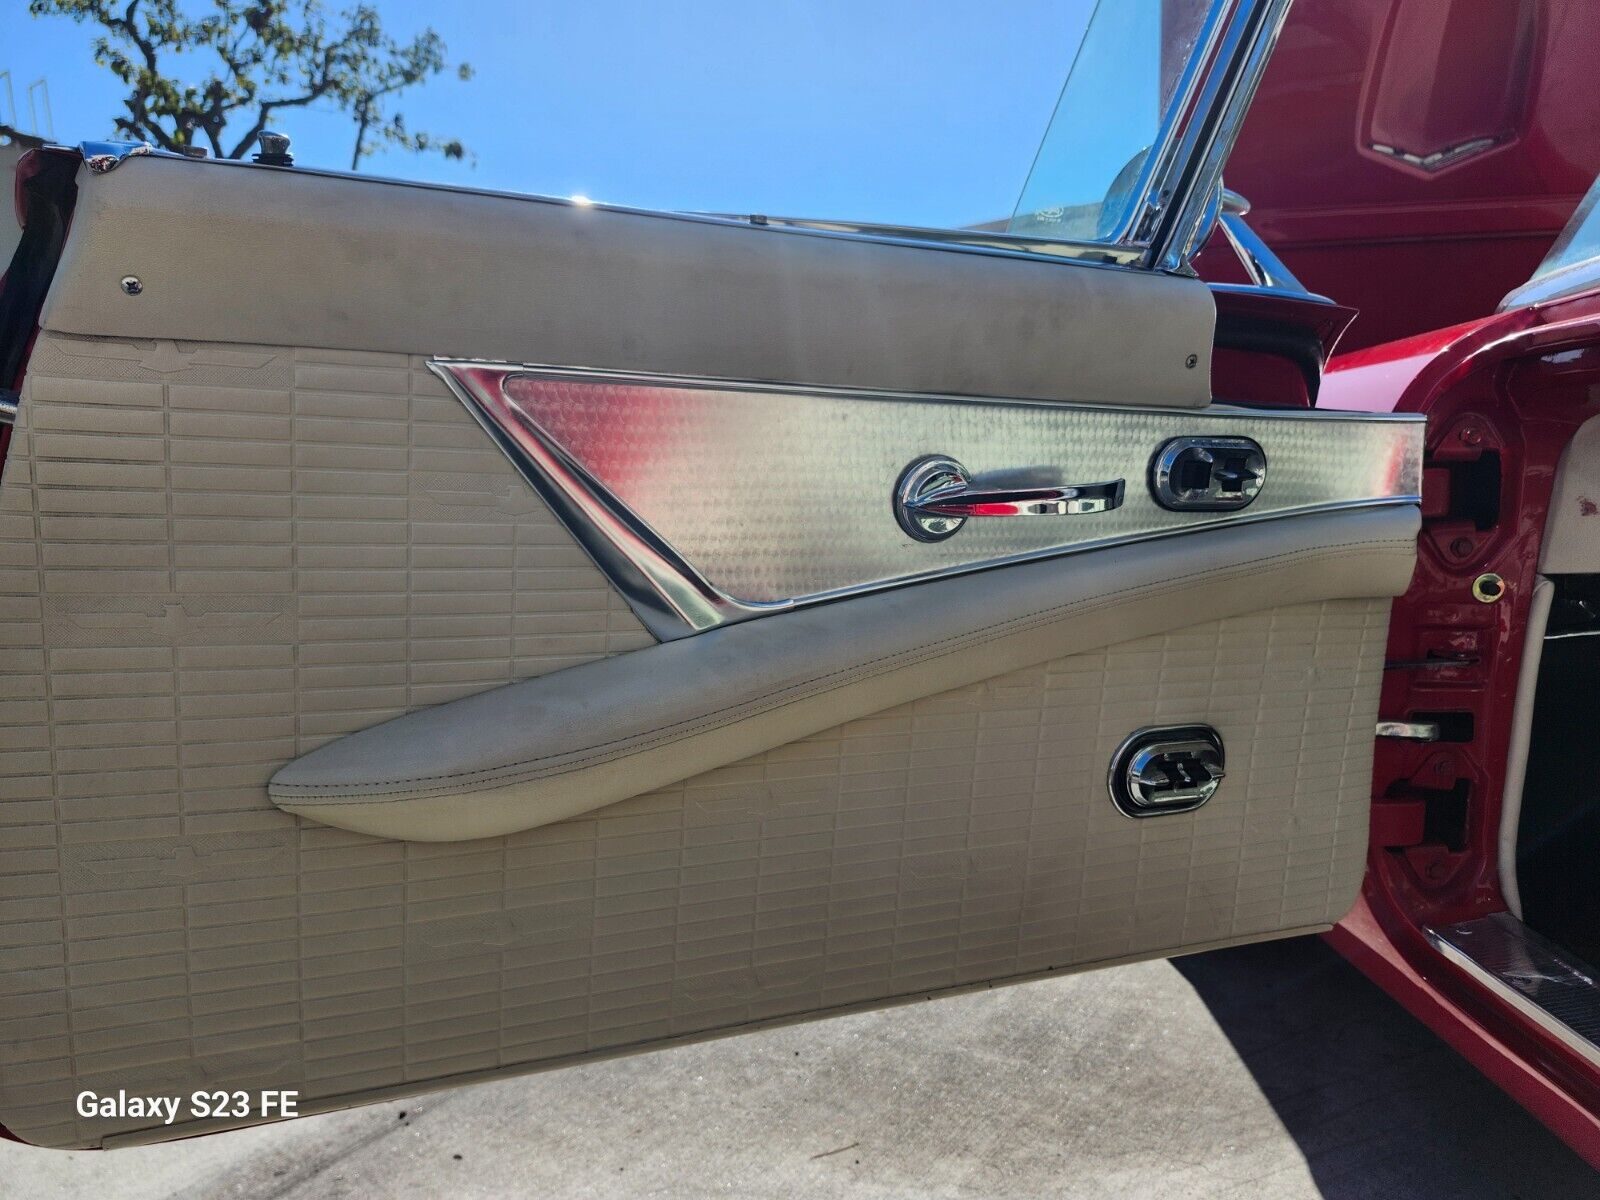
left=429, top=360, right=1424, bottom=643
left=429, top=360, right=786, bottom=640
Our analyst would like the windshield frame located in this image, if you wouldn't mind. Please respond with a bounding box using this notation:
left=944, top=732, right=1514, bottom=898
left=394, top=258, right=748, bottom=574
left=763, top=0, right=1294, bottom=275
left=1000, top=0, right=1294, bottom=273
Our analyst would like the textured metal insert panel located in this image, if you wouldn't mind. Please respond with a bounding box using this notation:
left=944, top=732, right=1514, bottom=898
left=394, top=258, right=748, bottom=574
left=444, top=365, right=1424, bottom=606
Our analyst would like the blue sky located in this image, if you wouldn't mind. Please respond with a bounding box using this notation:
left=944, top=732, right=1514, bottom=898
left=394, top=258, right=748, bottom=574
left=3, top=0, right=1099, bottom=228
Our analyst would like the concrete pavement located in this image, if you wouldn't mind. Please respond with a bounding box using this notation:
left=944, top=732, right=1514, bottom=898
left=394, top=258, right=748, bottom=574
left=3, top=936, right=1593, bottom=1198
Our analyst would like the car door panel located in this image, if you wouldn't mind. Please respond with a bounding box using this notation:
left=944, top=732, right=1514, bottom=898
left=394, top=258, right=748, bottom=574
left=0, top=155, right=1421, bottom=1149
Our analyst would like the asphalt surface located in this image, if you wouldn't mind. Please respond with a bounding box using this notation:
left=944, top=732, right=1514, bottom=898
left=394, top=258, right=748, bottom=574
left=4, top=936, right=1594, bottom=1199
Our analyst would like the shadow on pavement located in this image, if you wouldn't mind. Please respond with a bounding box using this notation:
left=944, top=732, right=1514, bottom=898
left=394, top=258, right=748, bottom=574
left=1174, top=936, right=1596, bottom=1199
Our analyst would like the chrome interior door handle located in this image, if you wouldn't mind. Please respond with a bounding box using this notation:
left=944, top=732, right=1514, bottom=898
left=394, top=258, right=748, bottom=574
left=914, top=481, right=1126, bottom=519
left=896, top=455, right=1125, bottom=542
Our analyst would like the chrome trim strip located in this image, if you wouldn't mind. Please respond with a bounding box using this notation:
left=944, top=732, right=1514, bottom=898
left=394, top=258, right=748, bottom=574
left=439, top=360, right=1427, bottom=422
left=1218, top=212, right=1308, bottom=294
left=82, top=150, right=1144, bottom=275
left=431, top=360, right=1423, bottom=641
left=1426, top=913, right=1600, bottom=1071
left=1500, top=254, right=1600, bottom=312
left=692, top=212, right=1142, bottom=267
left=429, top=363, right=783, bottom=640
left=0, top=392, right=17, bottom=427
left=1154, top=0, right=1295, bottom=271
left=1369, top=137, right=1499, bottom=173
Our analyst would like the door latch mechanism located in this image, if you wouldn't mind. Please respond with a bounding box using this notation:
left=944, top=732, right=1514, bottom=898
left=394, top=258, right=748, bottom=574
left=1108, top=725, right=1226, bottom=817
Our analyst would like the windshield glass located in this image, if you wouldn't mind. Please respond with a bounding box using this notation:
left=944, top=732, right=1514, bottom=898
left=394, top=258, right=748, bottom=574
left=1010, top=0, right=1219, bottom=244
left=1530, top=174, right=1600, bottom=285
left=6, top=0, right=1241, bottom=264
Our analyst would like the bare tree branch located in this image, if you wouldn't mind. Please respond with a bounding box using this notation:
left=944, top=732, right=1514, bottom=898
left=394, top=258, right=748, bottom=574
left=0, top=123, right=48, bottom=150
left=28, top=0, right=472, bottom=165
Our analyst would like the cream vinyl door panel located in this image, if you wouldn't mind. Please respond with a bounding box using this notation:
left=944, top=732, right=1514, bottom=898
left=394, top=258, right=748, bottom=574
left=0, top=332, right=1411, bottom=1149
left=41, top=156, right=1217, bottom=409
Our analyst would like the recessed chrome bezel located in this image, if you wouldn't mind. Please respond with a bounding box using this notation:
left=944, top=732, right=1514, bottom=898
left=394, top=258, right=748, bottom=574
left=895, top=456, right=971, bottom=543
left=1107, top=725, right=1227, bottom=818
left=1149, top=435, right=1267, bottom=512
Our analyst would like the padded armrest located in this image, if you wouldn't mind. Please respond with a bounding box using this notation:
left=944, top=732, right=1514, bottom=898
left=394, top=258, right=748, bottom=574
left=270, top=506, right=1419, bottom=841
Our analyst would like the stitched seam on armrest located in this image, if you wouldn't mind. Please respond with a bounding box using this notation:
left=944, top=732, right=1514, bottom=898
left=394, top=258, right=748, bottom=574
left=275, top=536, right=1413, bottom=800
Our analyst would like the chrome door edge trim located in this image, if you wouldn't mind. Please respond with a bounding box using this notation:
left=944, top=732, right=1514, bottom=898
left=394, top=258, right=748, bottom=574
left=1425, top=914, right=1600, bottom=1072
left=430, top=359, right=1422, bottom=642
left=1152, top=0, right=1296, bottom=271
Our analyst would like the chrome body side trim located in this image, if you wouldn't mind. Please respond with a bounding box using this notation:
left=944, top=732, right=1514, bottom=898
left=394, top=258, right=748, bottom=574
left=1427, top=913, right=1600, bottom=1071
left=431, top=360, right=1424, bottom=641
left=1500, top=255, right=1600, bottom=312
left=0, top=391, right=17, bottom=427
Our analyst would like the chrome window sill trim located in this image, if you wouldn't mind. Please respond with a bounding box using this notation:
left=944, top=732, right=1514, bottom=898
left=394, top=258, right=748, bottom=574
left=80, top=151, right=1149, bottom=274
left=431, top=360, right=1422, bottom=643
left=1500, top=255, right=1600, bottom=312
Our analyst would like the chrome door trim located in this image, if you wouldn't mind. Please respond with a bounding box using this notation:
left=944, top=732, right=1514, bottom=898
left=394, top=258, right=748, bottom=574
left=1153, top=0, right=1296, bottom=271
left=430, top=360, right=1424, bottom=642
left=429, top=362, right=783, bottom=638
left=80, top=149, right=1143, bottom=273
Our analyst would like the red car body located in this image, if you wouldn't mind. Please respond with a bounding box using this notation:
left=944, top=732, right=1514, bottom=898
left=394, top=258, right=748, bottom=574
left=1213, top=0, right=1600, bottom=1166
